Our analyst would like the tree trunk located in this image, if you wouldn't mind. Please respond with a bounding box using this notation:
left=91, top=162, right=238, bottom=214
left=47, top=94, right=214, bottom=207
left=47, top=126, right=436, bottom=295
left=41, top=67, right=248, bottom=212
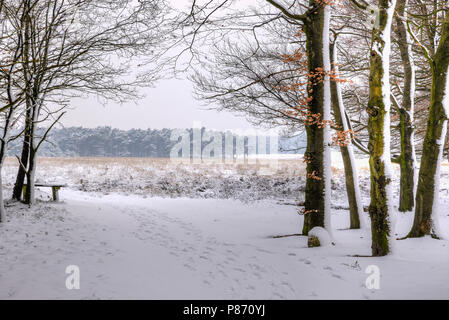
left=395, top=0, right=417, bottom=212
left=12, top=119, right=31, bottom=201
left=25, top=106, right=37, bottom=205
left=25, top=146, right=36, bottom=205
left=367, top=0, right=396, bottom=256
left=408, top=14, right=449, bottom=238
left=302, top=2, right=331, bottom=235
left=330, top=41, right=364, bottom=229
left=398, top=109, right=416, bottom=211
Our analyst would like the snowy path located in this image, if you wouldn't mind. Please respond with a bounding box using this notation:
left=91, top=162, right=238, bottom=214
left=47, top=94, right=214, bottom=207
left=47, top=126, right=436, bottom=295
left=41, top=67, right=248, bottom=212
left=1, top=190, right=449, bottom=299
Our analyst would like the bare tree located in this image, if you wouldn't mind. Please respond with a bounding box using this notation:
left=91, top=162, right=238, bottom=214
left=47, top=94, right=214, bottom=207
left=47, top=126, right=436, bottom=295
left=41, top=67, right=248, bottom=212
left=0, top=0, right=170, bottom=205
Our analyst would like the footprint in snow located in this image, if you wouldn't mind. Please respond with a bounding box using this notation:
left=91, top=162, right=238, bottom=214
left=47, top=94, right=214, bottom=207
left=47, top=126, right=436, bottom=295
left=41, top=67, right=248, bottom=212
left=183, top=263, right=196, bottom=271
left=331, top=273, right=345, bottom=280
left=300, top=258, right=312, bottom=265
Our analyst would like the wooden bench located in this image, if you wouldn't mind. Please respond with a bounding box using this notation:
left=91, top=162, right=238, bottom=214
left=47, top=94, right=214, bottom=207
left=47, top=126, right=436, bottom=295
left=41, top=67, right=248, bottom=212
left=22, top=183, right=67, bottom=202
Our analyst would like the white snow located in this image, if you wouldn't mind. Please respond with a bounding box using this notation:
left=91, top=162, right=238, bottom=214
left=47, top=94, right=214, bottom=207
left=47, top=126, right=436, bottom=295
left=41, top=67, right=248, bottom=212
left=308, top=227, right=332, bottom=247
left=0, top=156, right=448, bottom=299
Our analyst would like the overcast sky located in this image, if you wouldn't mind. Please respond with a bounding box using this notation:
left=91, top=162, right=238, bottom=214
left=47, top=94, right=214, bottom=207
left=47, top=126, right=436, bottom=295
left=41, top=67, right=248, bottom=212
left=62, top=78, right=257, bottom=131
left=62, top=0, right=262, bottom=132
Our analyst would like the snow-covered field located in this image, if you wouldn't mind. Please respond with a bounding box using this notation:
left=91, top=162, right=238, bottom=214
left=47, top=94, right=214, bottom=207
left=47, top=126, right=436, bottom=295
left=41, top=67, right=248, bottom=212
left=1, top=155, right=449, bottom=299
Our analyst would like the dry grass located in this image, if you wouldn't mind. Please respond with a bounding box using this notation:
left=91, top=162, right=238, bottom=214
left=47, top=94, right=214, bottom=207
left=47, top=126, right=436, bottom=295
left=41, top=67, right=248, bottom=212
left=1, top=157, right=312, bottom=201
left=4, top=156, right=309, bottom=177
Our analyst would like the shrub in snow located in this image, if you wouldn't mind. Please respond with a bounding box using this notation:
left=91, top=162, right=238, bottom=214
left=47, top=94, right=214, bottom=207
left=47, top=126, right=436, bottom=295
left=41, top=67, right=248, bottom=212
left=308, top=227, right=332, bottom=248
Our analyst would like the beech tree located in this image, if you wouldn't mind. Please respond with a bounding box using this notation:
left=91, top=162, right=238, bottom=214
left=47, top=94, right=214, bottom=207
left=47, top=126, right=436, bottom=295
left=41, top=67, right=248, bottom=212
left=408, top=0, right=449, bottom=238
left=393, top=0, right=417, bottom=212
left=330, top=38, right=365, bottom=229
left=350, top=0, right=397, bottom=256
left=276, top=0, right=333, bottom=237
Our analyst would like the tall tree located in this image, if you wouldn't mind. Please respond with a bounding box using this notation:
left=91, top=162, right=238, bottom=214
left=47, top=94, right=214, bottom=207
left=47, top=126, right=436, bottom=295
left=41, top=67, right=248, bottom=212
left=393, top=0, right=417, bottom=212
left=408, top=2, right=449, bottom=238
left=298, top=0, right=333, bottom=236
left=361, top=0, right=397, bottom=256
left=330, top=38, right=365, bottom=229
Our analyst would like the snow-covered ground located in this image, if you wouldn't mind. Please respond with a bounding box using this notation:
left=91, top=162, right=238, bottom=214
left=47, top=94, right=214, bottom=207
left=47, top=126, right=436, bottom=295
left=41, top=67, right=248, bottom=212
left=1, top=155, right=449, bottom=299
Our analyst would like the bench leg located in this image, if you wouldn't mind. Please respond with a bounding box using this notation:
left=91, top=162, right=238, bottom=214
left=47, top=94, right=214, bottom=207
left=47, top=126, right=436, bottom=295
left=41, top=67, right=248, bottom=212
left=52, top=187, right=60, bottom=202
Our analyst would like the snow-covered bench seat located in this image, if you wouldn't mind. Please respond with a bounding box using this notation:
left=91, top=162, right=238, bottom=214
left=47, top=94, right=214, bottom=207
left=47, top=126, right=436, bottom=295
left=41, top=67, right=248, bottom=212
left=22, top=183, right=67, bottom=202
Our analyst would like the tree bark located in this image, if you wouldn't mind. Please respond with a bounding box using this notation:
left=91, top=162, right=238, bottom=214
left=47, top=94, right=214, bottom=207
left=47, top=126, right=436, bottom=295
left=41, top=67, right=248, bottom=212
left=25, top=108, right=37, bottom=205
left=367, top=0, right=396, bottom=256
left=302, top=2, right=330, bottom=235
left=394, top=0, right=417, bottom=212
left=408, top=14, right=449, bottom=238
left=12, top=113, right=31, bottom=201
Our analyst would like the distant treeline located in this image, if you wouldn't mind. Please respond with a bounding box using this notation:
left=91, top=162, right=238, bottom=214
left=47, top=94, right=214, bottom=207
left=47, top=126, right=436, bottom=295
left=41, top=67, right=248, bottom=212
left=7, top=127, right=307, bottom=158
